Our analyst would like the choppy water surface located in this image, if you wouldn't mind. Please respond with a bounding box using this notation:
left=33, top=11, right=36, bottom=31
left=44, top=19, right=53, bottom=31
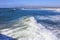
left=0, top=8, right=60, bottom=40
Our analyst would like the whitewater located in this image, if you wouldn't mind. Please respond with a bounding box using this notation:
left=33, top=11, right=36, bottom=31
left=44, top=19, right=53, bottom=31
left=0, top=9, right=60, bottom=40
left=0, top=16, right=60, bottom=40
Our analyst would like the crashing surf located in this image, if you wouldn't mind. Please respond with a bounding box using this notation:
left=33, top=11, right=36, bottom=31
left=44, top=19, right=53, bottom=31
left=0, top=16, right=59, bottom=40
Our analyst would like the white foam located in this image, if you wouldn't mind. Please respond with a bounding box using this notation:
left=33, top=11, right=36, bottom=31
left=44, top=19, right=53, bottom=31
left=0, top=16, right=58, bottom=40
left=36, top=15, right=60, bottom=22
left=54, top=9, right=60, bottom=12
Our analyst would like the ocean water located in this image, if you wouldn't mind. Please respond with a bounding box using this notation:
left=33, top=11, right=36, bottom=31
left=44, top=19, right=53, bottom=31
left=0, top=8, right=60, bottom=40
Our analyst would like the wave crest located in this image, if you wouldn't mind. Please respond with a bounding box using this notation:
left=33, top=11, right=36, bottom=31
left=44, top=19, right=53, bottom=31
left=1, top=16, right=58, bottom=40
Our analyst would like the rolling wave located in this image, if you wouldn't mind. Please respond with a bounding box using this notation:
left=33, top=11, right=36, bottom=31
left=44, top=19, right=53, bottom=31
left=1, top=16, right=59, bottom=40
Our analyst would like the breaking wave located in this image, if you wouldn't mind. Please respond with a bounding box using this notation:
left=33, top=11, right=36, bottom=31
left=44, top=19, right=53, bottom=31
left=1, top=16, right=60, bottom=40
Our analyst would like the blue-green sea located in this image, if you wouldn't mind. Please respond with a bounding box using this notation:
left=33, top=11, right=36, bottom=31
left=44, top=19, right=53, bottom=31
left=0, top=8, right=60, bottom=40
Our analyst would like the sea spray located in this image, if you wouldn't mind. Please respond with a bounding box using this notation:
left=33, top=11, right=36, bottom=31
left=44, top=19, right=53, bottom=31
left=1, top=16, right=58, bottom=40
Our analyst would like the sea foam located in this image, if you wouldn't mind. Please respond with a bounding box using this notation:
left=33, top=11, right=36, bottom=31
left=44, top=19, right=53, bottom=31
left=1, top=16, right=58, bottom=40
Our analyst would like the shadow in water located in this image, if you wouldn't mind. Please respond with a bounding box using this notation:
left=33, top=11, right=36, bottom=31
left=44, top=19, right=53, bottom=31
left=0, top=34, right=17, bottom=40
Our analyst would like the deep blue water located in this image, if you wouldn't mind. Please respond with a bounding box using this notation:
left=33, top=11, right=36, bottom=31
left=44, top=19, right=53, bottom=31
left=0, top=34, right=16, bottom=40
left=0, top=8, right=60, bottom=23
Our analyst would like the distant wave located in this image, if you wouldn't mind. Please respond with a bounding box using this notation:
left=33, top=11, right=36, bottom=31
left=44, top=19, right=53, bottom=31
left=54, top=9, right=60, bottom=13
left=36, top=15, right=60, bottom=22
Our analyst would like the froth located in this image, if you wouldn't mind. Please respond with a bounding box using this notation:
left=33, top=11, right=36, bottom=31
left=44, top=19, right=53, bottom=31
left=1, top=16, right=58, bottom=40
